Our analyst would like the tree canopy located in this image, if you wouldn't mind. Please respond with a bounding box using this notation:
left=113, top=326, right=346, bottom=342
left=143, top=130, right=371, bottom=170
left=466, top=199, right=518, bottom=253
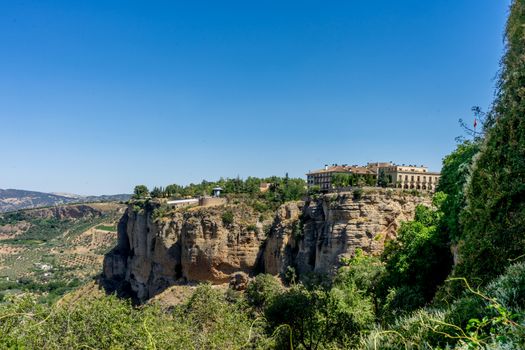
left=456, top=0, right=525, bottom=285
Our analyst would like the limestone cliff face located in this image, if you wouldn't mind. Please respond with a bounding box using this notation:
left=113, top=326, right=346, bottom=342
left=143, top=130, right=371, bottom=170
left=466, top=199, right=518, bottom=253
left=103, top=202, right=267, bottom=301
left=103, top=189, right=431, bottom=301
left=263, top=189, right=432, bottom=277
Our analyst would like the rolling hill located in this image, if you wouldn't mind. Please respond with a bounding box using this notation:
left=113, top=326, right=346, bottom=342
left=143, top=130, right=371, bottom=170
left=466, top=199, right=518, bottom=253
left=0, top=188, right=130, bottom=213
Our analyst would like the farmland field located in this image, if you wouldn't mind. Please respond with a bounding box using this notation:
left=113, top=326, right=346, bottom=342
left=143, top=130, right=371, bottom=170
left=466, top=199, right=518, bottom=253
left=0, top=203, right=125, bottom=302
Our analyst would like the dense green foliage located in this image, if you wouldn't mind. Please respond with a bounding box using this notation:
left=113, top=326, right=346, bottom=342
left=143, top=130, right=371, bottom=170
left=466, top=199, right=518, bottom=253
left=2, top=261, right=524, bottom=349
left=148, top=175, right=306, bottom=203
left=331, top=173, right=376, bottom=188
left=143, top=175, right=306, bottom=215
left=221, top=210, right=234, bottom=226
left=0, top=277, right=82, bottom=304
left=0, top=284, right=269, bottom=349
left=0, top=211, right=93, bottom=243
left=436, top=140, right=480, bottom=243
left=265, top=283, right=374, bottom=349
left=361, top=263, right=525, bottom=349
left=456, top=0, right=525, bottom=285
left=245, top=274, right=283, bottom=311
left=132, top=185, right=150, bottom=199
left=380, top=194, right=453, bottom=316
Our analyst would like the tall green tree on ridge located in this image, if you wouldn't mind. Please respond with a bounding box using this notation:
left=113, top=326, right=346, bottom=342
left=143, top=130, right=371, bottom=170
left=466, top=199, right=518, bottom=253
left=456, top=0, right=525, bottom=284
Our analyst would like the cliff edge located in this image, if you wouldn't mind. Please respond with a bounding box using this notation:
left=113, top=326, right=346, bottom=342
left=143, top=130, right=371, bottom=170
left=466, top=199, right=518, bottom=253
left=103, top=189, right=431, bottom=301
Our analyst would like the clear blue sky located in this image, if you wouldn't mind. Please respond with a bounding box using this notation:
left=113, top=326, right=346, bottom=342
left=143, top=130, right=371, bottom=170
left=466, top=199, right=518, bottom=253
left=0, top=1, right=510, bottom=195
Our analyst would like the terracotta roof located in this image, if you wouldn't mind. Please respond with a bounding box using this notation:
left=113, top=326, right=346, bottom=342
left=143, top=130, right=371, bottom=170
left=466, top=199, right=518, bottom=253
left=307, top=165, right=374, bottom=175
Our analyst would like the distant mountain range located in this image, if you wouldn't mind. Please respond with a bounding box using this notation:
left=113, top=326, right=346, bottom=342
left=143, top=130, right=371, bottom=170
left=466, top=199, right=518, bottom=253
left=0, top=188, right=130, bottom=213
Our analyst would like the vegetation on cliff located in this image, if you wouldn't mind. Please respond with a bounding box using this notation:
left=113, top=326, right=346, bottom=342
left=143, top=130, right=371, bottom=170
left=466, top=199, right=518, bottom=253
left=454, top=0, right=525, bottom=286
left=133, top=175, right=307, bottom=217
left=136, top=175, right=306, bottom=203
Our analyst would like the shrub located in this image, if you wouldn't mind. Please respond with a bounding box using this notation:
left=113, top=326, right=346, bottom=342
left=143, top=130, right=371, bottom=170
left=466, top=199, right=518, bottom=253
left=252, top=200, right=269, bottom=213
left=483, top=262, right=525, bottom=312
left=336, top=249, right=385, bottom=296
left=353, top=188, right=363, bottom=200
left=0, top=284, right=270, bottom=349
left=360, top=308, right=448, bottom=349
left=221, top=211, right=234, bottom=226
left=381, top=286, right=426, bottom=322
left=245, top=274, right=283, bottom=310
left=265, top=284, right=374, bottom=349
left=245, top=224, right=258, bottom=232
left=292, top=219, right=303, bottom=240
left=361, top=263, right=525, bottom=349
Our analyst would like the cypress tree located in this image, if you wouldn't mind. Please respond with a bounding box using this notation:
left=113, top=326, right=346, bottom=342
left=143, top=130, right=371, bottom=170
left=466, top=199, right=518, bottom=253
left=456, top=0, right=525, bottom=284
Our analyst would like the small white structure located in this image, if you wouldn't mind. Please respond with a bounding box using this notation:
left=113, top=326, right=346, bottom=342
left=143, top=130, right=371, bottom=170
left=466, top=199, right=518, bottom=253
left=212, top=187, right=222, bottom=197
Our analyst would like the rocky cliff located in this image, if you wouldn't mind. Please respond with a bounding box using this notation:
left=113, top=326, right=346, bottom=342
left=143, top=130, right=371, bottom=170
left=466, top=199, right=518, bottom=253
left=103, top=201, right=268, bottom=301
left=103, top=189, right=431, bottom=301
left=263, top=189, right=431, bottom=277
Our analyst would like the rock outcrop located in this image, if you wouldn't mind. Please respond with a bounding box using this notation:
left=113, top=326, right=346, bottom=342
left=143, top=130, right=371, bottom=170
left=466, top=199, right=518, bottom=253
left=103, top=202, right=268, bottom=301
left=263, top=189, right=431, bottom=277
left=103, top=189, right=431, bottom=302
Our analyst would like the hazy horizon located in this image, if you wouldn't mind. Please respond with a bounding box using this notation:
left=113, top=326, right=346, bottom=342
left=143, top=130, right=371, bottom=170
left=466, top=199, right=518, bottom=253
left=1, top=1, right=510, bottom=195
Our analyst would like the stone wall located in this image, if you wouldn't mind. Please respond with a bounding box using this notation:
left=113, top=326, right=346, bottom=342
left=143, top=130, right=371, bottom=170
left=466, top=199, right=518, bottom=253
left=199, top=197, right=227, bottom=207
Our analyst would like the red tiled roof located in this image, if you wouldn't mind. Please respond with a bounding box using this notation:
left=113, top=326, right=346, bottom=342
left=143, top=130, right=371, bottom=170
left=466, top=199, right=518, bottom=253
left=307, top=166, right=375, bottom=175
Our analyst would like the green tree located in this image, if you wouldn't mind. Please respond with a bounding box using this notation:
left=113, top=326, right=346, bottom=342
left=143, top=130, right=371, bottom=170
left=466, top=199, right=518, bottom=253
left=265, top=284, right=373, bottom=349
left=380, top=194, right=453, bottom=315
left=332, top=173, right=351, bottom=188
left=150, top=186, right=165, bottom=198
left=264, top=176, right=306, bottom=206
left=436, top=140, right=480, bottom=243
left=336, top=249, right=385, bottom=315
left=377, top=169, right=389, bottom=188
left=165, top=183, right=183, bottom=198
left=245, top=274, right=283, bottom=310
left=132, top=185, right=149, bottom=199
left=456, top=0, right=525, bottom=285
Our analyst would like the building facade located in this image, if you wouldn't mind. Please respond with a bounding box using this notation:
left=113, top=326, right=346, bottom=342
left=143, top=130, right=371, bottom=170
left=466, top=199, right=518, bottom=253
left=306, top=164, right=376, bottom=191
left=379, top=164, right=440, bottom=191
left=307, top=162, right=440, bottom=192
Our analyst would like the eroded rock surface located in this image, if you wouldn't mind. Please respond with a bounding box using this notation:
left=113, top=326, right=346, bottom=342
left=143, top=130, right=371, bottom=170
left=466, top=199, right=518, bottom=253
left=263, top=190, right=431, bottom=277
left=103, top=189, right=431, bottom=301
left=103, top=202, right=267, bottom=301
